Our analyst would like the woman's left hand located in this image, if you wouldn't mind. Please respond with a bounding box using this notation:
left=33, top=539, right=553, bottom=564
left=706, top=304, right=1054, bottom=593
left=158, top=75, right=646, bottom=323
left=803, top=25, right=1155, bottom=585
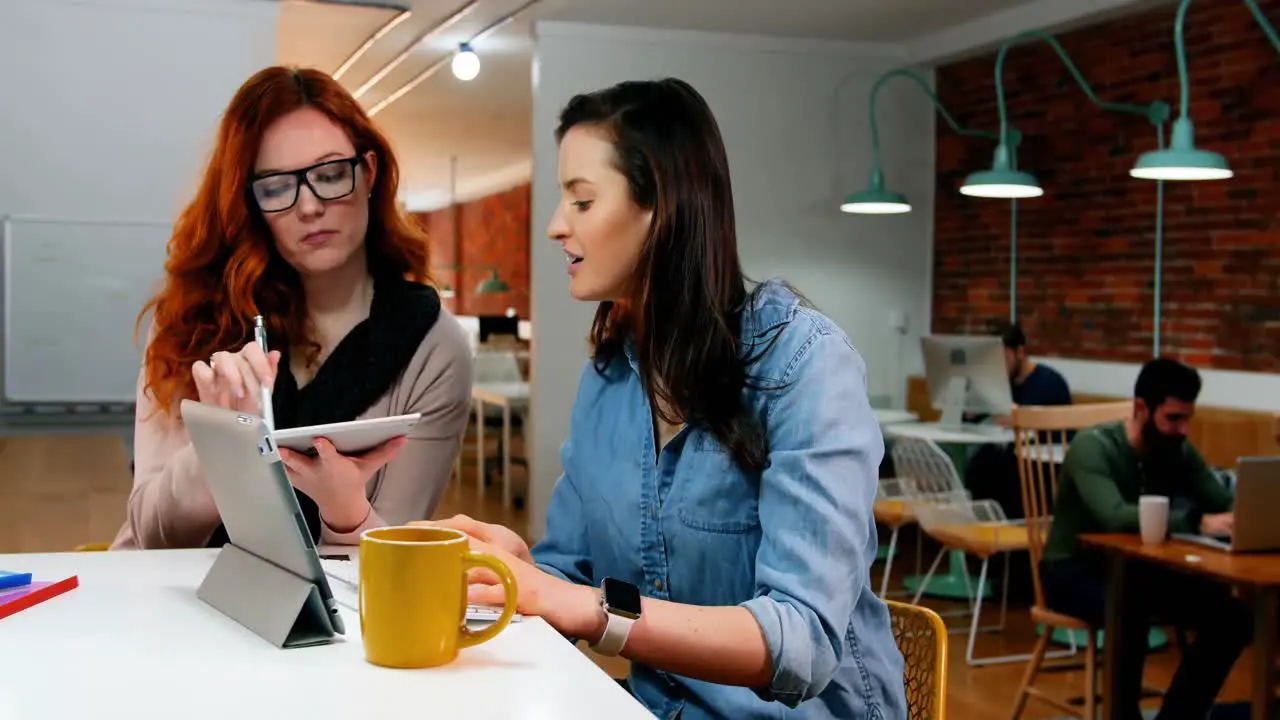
left=464, top=536, right=600, bottom=641
left=278, top=436, right=406, bottom=532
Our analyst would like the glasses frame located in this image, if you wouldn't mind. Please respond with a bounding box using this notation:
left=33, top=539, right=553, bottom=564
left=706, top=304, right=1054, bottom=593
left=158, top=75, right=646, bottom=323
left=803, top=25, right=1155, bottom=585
left=248, top=155, right=364, bottom=214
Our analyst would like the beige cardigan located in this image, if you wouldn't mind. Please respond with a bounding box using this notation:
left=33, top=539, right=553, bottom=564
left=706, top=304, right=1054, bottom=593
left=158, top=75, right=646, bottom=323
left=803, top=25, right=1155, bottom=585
left=110, top=310, right=474, bottom=550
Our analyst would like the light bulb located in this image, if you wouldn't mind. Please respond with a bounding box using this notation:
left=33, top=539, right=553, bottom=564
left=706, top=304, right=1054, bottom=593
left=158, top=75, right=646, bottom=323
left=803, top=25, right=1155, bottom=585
left=451, top=45, right=480, bottom=81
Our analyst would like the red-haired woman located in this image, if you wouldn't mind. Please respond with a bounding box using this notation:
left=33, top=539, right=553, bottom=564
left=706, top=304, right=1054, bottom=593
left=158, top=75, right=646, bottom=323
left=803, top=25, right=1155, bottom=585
left=110, top=67, right=473, bottom=550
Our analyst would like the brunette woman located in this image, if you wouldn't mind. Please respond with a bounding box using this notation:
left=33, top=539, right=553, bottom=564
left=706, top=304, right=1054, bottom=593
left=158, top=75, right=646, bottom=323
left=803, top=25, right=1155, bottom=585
left=432, top=78, right=906, bottom=719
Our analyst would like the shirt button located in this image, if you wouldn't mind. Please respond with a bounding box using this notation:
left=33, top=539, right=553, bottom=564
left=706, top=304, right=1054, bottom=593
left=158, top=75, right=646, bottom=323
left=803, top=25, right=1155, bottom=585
left=654, top=579, right=664, bottom=591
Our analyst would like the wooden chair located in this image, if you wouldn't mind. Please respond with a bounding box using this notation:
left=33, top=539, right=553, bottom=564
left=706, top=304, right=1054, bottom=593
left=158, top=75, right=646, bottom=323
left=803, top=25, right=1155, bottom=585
left=1008, top=401, right=1130, bottom=720
left=885, top=599, right=948, bottom=720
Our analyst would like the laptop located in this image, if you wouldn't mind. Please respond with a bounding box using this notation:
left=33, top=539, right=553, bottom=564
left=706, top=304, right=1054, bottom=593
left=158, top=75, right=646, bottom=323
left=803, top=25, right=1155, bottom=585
left=1173, top=456, right=1280, bottom=553
left=181, top=399, right=346, bottom=641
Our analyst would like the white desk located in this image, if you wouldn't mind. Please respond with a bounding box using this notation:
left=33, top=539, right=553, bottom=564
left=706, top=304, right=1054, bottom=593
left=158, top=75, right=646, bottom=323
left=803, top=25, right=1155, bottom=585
left=0, top=549, right=649, bottom=720
left=873, top=409, right=918, bottom=426
left=883, top=422, right=1064, bottom=463
left=471, top=381, right=530, bottom=508
left=883, top=421, right=1014, bottom=445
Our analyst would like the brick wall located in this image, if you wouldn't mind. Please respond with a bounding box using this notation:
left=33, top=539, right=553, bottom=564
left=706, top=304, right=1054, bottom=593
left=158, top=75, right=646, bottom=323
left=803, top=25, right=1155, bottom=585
left=411, top=183, right=530, bottom=318
left=933, top=0, right=1280, bottom=371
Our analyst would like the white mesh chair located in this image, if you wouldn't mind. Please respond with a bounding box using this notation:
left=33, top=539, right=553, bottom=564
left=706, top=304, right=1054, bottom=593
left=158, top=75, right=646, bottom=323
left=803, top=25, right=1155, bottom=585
left=875, top=437, right=970, bottom=597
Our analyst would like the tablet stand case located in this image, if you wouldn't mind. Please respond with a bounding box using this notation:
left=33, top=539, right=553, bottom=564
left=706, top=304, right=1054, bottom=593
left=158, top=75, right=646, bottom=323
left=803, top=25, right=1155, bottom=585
left=197, top=543, right=337, bottom=649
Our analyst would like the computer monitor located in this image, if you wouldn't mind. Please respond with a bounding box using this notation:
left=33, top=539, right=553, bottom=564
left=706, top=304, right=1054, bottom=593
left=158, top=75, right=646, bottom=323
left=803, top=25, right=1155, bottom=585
left=921, top=334, right=1014, bottom=429
left=478, top=315, right=519, bottom=343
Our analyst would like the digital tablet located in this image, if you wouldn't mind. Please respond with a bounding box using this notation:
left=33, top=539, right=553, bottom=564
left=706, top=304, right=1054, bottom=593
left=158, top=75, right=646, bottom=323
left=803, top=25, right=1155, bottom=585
left=181, top=399, right=345, bottom=643
left=271, top=413, right=422, bottom=456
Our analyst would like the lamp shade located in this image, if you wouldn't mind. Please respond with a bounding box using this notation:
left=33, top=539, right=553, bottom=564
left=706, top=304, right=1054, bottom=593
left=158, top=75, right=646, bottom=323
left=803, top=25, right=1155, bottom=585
left=959, top=168, right=1043, bottom=198
left=475, top=270, right=509, bottom=294
left=960, top=143, right=1043, bottom=199
left=841, top=188, right=911, bottom=214
left=1130, top=117, right=1232, bottom=181
left=840, top=166, right=911, bottom=214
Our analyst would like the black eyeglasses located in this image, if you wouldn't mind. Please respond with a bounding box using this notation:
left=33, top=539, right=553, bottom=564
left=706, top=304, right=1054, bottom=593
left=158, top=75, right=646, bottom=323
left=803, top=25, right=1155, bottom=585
left=249, top=156, right=362, bottom=213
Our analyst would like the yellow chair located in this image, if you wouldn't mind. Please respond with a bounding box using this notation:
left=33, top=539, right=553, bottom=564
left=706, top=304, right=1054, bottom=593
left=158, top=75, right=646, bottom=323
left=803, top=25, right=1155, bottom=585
left=874, top=478, right=920, bottom=597
left=885, top=599, right=948, bottom=720
left=73, top=543, right=110, bottom=552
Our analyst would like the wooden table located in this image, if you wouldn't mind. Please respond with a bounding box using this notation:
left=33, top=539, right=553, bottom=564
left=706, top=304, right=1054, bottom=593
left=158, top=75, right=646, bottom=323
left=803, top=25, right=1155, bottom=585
left=1080, top=534, right=1280, bottom=720
left=0, top=549, right=650, bottom=719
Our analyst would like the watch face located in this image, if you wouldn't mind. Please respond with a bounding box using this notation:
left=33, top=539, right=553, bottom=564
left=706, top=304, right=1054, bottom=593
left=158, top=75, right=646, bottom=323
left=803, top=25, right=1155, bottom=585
left=602, top=577, right=642, bottom=618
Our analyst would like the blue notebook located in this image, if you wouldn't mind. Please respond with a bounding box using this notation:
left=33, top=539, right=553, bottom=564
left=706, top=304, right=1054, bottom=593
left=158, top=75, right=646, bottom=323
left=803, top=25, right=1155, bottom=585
left=0, top=571, right=32, bottom=592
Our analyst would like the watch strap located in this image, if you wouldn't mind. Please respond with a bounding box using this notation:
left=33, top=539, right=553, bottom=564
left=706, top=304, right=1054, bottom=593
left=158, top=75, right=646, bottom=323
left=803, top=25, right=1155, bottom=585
left=589, top=610, right=635, bottom=656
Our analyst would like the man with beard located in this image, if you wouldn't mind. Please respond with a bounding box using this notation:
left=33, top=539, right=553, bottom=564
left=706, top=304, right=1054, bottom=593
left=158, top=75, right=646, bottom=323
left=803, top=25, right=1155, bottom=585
left=1039, top=357, right=1250, bottom=720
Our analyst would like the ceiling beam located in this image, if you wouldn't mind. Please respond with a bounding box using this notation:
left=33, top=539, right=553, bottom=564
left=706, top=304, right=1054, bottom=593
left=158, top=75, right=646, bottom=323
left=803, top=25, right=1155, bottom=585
left=331, top=6, right=413, bottom=80
left=368, top=0, right=545, bottom=117
left=305, top=0, right=411, bottom=9
left=907, top=0, right=1174, bottom=65
left=351, top=0, right=483, bottom=99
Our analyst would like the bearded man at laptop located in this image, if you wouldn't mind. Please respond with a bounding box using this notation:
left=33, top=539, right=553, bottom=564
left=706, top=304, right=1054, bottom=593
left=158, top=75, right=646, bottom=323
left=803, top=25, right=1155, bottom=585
left=1039, top=357, right=1252, bottom=720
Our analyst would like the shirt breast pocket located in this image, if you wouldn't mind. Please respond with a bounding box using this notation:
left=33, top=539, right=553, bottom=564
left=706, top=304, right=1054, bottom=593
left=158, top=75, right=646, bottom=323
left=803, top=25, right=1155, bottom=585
left=674, top=433, right=761, bottom=534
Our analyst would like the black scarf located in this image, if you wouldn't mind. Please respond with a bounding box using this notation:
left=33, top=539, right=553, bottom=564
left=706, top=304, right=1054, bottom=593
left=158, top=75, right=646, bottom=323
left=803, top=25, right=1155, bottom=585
left=206, top=275, right=441, bottom=548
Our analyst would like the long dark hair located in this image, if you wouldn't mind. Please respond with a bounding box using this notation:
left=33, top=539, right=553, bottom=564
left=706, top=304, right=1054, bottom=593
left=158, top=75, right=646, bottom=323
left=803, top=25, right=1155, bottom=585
left=555, top=78, right=769, bottom=473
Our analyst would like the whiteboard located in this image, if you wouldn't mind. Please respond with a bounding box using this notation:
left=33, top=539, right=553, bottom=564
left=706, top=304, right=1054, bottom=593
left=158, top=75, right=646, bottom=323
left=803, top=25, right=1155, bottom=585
left=3, top=216, right=169, bottom=404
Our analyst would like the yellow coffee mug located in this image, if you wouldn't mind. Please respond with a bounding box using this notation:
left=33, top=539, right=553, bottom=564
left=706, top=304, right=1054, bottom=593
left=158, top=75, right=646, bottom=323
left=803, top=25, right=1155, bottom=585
left=359, top=525, right=518, bottom=668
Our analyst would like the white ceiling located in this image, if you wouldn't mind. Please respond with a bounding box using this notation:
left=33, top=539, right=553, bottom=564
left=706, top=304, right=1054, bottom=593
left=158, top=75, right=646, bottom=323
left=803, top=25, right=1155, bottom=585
left=276, top=0, right=1041, bottom=211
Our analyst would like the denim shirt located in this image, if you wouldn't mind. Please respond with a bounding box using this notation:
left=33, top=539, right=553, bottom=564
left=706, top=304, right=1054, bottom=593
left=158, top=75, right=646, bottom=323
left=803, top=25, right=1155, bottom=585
left=531, top=280, right=908, bottom=719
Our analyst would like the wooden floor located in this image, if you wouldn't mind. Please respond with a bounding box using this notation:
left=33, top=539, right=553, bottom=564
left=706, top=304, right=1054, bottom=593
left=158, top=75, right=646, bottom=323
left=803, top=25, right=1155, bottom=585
left=0, top=431, right=1260, bottom=717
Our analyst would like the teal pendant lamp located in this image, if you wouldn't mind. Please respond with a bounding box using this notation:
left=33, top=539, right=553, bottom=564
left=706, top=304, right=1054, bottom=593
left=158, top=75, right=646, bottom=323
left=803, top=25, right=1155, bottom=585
left=475, top=269, right=510, bottom=294
left=434, top=265, right=511, bottom=295
left=841, top=168, right=910, bottom=214
left=961, top=29, right=1170, bottom=199
left=959, top=142, right=1042, bottom=198
left=841, top=68, right=1000, bottom=215
left=1131, top=0, right=1280, bottom=181
left=1131, top=117, right=1231, bottom=180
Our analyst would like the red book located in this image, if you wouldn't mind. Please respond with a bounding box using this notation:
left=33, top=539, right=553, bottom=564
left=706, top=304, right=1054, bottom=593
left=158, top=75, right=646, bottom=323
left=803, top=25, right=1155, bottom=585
left=0, top=576, right=79, bottom=620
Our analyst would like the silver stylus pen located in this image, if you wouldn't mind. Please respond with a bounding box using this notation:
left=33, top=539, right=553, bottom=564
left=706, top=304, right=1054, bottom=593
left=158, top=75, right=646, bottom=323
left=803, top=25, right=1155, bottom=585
left=253, top=315, right=276, bottom=432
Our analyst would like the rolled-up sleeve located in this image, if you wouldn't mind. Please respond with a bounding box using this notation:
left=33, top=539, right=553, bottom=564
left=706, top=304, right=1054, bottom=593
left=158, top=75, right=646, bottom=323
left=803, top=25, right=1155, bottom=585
left=739, top=330, right=883, bottom=707
left=531, top=438, right=594, bottom=586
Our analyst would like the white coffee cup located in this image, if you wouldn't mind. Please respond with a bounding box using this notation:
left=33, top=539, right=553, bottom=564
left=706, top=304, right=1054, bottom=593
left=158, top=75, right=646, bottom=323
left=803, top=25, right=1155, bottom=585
left=1139, top=495, right=1170, bottom=545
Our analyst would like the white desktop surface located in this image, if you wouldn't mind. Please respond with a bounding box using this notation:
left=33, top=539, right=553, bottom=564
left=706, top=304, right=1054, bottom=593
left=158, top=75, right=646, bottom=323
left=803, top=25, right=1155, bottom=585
left=883, top=422, right=1065, bottom=463
left=883, top=421, right=1015, bottom=445
left=873, top=409, right=918, bottom=425
left=0, top=549, right=650, bottom=720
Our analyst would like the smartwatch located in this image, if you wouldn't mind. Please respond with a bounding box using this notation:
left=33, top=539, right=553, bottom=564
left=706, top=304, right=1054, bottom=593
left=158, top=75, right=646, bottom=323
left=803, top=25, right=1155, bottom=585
left=588, top=577, right=642, bottom=657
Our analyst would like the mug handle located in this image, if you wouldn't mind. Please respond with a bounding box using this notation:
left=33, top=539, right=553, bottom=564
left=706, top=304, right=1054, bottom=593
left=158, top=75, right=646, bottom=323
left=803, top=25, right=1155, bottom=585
left=457, top=551, right=518, bottom=649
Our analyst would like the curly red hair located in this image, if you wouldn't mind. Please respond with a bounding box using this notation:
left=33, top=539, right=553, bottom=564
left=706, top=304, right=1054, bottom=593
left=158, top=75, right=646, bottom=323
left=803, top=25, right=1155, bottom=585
left=139, top=66, right=429, bottom=416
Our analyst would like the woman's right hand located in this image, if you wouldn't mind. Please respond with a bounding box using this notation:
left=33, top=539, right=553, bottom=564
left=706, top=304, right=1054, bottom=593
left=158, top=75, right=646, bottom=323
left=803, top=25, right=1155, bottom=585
left=191, top=341, right=281, bottom=415
left=416, top=514, right=534, bottom=565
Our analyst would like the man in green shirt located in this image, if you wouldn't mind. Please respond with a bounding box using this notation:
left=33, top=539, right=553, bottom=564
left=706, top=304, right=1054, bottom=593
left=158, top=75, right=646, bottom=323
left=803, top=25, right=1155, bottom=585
left=1041, top=358, right=1251, bottom=720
